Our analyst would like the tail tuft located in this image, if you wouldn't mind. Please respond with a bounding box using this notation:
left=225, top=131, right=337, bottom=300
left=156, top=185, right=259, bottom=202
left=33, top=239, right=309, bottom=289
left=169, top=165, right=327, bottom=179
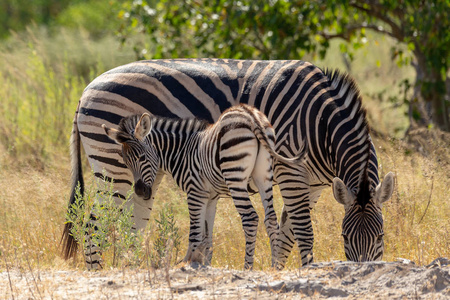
left=61, top=223, right=78, bottom=259
left=61, top=103, right=84, bottom=260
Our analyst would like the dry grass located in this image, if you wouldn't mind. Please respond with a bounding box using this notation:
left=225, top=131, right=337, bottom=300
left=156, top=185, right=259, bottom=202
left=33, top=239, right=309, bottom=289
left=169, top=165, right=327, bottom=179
left=0, top=131, right=448, bottom=274
left=0, top=149, right=72, bottom=271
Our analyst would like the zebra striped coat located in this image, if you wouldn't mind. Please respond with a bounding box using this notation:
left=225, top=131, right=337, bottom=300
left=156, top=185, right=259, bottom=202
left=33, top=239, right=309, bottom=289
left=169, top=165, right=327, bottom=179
left=62, top=59, right=394, bottom=269
left=102, top=104, right=305, bottom=269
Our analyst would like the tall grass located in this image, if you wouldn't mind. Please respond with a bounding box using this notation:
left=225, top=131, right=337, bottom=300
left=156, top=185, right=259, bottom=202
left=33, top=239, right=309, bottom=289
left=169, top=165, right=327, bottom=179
left=0, top=26, right=135, bottom=166
left=0, top=28, right=448, bottom=273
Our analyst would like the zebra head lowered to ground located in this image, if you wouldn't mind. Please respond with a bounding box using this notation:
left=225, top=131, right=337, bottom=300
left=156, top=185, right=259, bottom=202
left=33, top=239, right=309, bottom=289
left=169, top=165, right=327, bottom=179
left=333, top=171, right=394, bottom=262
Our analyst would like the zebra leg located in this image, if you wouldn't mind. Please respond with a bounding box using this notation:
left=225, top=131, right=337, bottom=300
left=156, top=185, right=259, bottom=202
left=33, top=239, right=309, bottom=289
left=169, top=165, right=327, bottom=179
left=227, top=186, right=259, bottom=270
left=204, top=196, right=218, bottom=266
left=279, top=193, right=314, bottom=267
left=84, top=212, right=102, bottom=270
left=275, top=163, right=313, bottom=268
left=275, top=205, right=295, bottom=269
left=251, top=150, right=279, bottom=267
left=183, top=192, right=209, bottom=265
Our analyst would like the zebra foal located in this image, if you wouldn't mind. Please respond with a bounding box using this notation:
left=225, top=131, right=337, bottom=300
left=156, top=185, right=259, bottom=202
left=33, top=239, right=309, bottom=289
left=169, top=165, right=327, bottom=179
left=102, top=104, right=305, bottom=269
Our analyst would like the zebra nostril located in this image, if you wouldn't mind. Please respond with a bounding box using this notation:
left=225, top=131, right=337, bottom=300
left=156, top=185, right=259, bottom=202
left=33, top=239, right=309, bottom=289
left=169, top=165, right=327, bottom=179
left=359, top=254, right=368, bottom=262
left=135, top=179, right=144, bottom=196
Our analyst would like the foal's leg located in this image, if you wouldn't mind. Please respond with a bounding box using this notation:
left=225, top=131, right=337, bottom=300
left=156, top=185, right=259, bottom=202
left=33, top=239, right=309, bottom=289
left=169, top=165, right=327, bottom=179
left=204, top=196, right=219, bottom=265
left=227, top=185, right=259, bottom=270
left=251, top=148, right=279, bottom=267
left=183, top=191, right=209, bottom=264
left=219, top=129, right=259, bottom=270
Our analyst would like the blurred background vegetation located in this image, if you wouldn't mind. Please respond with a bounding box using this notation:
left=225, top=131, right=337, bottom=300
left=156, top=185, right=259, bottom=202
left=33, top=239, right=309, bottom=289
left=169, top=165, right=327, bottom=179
left=0, top=0, right=448, bottom=271
left=0, top=0, right=448, bottom=161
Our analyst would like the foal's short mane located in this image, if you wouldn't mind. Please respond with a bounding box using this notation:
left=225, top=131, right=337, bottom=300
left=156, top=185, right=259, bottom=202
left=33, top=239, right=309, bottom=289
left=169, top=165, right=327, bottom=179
left=324, top=69, right=373, bottom=208
left=118, top=114, right=210, bottom=136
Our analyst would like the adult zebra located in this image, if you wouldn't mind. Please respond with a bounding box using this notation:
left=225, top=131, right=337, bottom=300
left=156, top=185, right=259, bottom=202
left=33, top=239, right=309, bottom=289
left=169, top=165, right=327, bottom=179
left=62, top=59, right=394, bottom=269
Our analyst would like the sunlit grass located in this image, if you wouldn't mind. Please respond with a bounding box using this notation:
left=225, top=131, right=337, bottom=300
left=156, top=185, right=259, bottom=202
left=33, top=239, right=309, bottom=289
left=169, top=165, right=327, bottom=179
left=1, top=134, right=448, bottom=272
left=0, top=28, right=448, bottom=274
left=0, top=26, right=136, bottom=166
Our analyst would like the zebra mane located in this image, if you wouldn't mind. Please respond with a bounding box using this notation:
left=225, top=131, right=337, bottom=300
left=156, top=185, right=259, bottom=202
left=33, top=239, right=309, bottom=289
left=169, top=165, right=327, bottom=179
left=112, top=114, right=142, bottom=143
left=356, top=138, right=374, bottom=209
left=151, top=115, right=210, bottom=133
left=118, top=114, right=141, bottom=135
left=324, top=69, right=373, bottom=208
left=118, top=114, right=210, bottom=137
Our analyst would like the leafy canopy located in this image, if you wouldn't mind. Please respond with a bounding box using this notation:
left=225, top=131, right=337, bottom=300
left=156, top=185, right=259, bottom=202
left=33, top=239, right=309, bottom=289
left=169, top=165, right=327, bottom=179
left=118, top=0, right=449, bottom=130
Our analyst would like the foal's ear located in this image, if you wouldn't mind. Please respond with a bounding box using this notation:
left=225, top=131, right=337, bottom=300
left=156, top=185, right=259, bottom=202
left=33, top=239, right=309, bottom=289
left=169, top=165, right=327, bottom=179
left=102, top=124, right=123, bottom=144
left=134, top=113, right=152, bottom=141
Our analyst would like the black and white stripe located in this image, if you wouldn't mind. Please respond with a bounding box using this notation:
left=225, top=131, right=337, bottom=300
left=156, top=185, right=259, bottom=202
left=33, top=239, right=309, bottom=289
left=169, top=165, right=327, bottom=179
left=61, top=59, right=394, bottom=269
left=103, top=104, right=304, bottom=269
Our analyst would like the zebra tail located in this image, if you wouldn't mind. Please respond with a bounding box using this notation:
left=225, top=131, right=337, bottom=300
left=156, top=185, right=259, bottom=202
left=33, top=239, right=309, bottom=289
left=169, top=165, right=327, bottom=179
left=254, top=125, right=307, bottom=165
left=61, top=105, right=84, bottom=260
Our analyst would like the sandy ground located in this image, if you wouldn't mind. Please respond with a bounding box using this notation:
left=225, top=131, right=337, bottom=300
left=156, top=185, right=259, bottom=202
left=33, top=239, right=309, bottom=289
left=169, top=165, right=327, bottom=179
left=1, top=258, right=448, bottom=299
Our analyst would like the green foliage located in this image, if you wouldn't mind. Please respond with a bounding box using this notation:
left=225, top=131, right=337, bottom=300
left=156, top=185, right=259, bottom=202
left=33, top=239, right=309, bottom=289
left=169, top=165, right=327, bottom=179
left=0, top=28, right=136, bottom=164
left=65, top=172, right=143, bottom=268
left=118, top=0, right=449, bottom=131
left=0, top=33, right=86, bottom=163
left=0, top=0, right=72, bottom=38
left=151, top=204, right=181, bottom=269
left=118, top=0, right=332, bottom=60
left=65, top=172, right=182, bottom=269
left=335, top=1, right=449, bottom=129
left=55, top=1, right=122, bottom=38
left=0, top=0, right=120, bottom=39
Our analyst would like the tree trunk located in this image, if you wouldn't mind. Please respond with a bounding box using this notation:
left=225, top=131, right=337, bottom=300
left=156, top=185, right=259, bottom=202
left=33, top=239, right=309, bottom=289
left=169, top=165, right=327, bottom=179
left=429, top=84, right=449, bottom=131
left=413, top=50, right=450, bottom=132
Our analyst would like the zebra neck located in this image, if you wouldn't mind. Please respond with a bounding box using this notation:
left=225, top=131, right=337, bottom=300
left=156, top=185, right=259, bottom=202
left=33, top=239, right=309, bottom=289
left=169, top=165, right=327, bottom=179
left=149, top=118, right=205, bottom=188
left=334, top=139, right=379, bottom=193
left=321, top=69, right=381, bottom=192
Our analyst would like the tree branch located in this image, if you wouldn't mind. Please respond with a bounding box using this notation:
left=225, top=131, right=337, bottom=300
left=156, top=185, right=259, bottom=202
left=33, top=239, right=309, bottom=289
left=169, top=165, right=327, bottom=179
left=349, top=1, right=404, bottom=41
left=320, top=24, right=397, bottom=41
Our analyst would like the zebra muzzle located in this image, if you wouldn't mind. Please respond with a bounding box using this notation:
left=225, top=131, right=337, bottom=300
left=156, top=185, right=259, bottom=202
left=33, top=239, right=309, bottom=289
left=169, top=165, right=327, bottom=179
left=135, top=179, right=152, bottom=200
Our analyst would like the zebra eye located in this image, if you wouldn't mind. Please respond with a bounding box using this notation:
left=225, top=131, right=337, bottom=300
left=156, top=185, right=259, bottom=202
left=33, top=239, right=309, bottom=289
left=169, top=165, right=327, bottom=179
left=139, top=155, right=146, bottom=162
left=342, top=234, right=349, bottom=244
left=376, top=233, right=384, bottom=243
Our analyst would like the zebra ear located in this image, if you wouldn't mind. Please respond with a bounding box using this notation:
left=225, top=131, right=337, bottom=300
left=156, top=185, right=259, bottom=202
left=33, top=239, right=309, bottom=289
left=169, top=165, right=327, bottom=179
left=332, top=177, right=355, bottom=207
left=375, top=172, right=395, bottom=205
left=135, top=113, right=152, bottom=141
left=102, top=124, right=123, bottom=144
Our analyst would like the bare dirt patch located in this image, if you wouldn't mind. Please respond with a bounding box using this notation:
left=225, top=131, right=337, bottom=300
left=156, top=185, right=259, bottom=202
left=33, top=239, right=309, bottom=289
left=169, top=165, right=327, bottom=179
left=1, top=258, right=448, bottom=299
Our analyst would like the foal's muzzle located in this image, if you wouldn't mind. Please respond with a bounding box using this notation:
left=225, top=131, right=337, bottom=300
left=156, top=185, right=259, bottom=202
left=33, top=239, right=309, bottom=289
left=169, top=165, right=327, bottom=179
left=135, top=179, right=152, bottom=200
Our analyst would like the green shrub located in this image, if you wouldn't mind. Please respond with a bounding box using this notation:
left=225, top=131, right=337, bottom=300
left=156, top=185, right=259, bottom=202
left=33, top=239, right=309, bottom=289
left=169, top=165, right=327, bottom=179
left=65, top=172, right=143, bottom=268
left=150, top=204, right=181, bottom=269
left=65, top=171, right=182, bottom=269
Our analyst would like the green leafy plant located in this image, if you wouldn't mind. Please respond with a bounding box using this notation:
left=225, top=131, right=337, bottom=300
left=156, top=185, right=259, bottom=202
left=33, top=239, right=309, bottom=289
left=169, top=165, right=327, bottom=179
left=65, top=171, right=182, bottom=269
left=150, top=204, right=181, bottom=269
left=65, top=171, right=143, bottom=268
